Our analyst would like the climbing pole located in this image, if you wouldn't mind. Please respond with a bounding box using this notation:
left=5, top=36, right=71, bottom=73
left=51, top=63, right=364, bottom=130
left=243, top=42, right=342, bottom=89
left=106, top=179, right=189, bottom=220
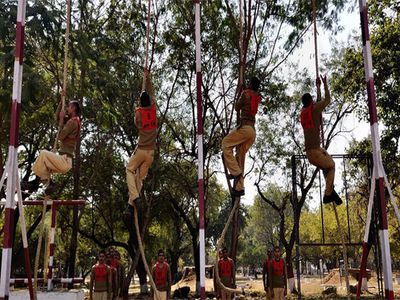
left=0, top=0, right=34, bottom=297
left=194, top=0, right=206, bottom=298
left=356, top=1, right=400, bottom=299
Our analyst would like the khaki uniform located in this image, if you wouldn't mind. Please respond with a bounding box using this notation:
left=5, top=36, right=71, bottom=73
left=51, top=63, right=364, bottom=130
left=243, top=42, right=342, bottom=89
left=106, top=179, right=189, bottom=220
left=268, top=259, right=287, bottom=300
left=126, top=78, right=156, bottom=204
left=222, top=89, right=260, bottom=191
left=90, top=263, right=111, bottom=300
left=151, top=262, right=172, bottom=300
left=302, top=90, right=334, bottom=196
left=32, top=113, right=80, bottom=180
left=218, top=258, right=235, bottom=300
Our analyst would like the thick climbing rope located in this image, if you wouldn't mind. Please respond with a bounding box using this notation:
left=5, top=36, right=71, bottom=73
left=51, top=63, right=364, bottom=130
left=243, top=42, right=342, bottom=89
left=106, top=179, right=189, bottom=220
left=132, top=203, right=160, bottom=300
left=142, top=0, right=151, bottom=90
left=34, top=0, right=72, bottom=295
left=215, top=198, right=242, bottom=295
left=311, top=0, right=350, bottom=295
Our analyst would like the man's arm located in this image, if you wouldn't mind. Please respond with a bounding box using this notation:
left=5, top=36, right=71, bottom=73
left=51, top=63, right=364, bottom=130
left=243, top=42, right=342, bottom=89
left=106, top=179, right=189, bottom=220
left=58, top=119, right=77, bottom=141
left=314, top=75, right=331, bottom=114
left=231, top=260, right=236, bottom=286
left=144, top=70, right=155, bottom=105
left=167, top=266, right=172, bottom=297
left=262, top=262, right=267, bottom=290
left=235, top=91, right=245, bottom=112
left=284, top=260, right=288, bottom=295
left=107, top=267, right=112, bottom=297
left=134, top=110, right=141, bottom=129
left=89, top=267, right=95, bottom=299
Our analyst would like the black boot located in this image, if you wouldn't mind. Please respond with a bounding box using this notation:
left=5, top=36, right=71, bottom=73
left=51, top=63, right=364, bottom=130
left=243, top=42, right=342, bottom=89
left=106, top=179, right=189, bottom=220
left=323, top=194, right=334, bottom=204
left=21, top=177, right=40, bottom=193
left=44, top=180, right=57, bottom=195
left=332, top=190, right=343, bottom=205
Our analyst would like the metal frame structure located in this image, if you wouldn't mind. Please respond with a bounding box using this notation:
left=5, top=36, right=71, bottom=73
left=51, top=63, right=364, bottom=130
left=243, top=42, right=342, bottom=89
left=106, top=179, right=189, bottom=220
left=291, top=154, right=384, bottom=299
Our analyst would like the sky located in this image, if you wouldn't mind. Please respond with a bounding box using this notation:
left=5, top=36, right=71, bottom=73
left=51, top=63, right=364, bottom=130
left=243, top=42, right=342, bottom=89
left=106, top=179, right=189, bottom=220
left=218, top=4, right=372, bottom=207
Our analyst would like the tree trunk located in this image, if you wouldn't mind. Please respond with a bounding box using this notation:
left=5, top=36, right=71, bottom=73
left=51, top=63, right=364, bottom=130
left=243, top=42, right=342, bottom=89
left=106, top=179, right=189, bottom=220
left=230, top=197, right=240, bottom=262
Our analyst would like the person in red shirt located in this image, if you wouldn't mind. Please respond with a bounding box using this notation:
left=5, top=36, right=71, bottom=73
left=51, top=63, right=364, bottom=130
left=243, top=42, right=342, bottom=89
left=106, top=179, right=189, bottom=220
left=125, top=69, right=157, bottom=214
left=268, top=246, right=287, bottom=300
left=151, top=250, right=171, bottom=300
left=262, top=249, right=273, bottom=300
left=300, top=75, right=342, bottom=205
left=214, top=249, right=223, bottom=299
left=222, top=77, right=261, bottom=197
left=218, top=247, right=235, bottom=300
left=90, top=250, right=111, bottom=300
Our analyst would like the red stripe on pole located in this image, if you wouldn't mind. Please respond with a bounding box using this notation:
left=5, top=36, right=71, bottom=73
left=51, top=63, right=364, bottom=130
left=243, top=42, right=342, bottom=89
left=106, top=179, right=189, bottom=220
left=356, top=241, right=370, bottom=299
left=15, top=22, right=24, bottom=63
left=196, top=72, right=203, bottom=135
left=49, top=244, right=55, bottom=256
left=360, top=9, right=369, bottom=45
left=385, top=289, right=395, bottom=300
left=9, top=102, right=21, bottom=147
left=366, top=80, right=378, bottom=124
left=3, top=208, right=15, bottom=248
left=23, top=247, right=34, bottom=300
left=198, top=179, right=205, bottom=228
left=51, top=205, right=57, bottom=225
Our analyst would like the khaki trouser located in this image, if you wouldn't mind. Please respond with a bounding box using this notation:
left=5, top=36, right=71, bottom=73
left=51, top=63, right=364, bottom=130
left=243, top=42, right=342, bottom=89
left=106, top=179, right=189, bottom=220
left=272, top=288, right=284, bottom=300
left=306, top=147, right=335, bottom=196
left=93, top=291, right=108, bottom=300
left=220, top=289, right=232, bottom=300
left=222, top=125, right=256, bottom=191
left=153, top=290, right=167, bottom=300
left=266, top=290, right=271, bottom=300
left=32, top=150, right=72, bottom=180
left=126, top=149, right=154, bottom=204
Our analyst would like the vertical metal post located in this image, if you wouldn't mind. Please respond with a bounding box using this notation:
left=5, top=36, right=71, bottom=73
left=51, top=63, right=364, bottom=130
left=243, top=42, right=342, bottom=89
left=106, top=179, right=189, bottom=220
left=358, top=1, right=394, bottom=298
left=194, top=0, right=205, bottom=298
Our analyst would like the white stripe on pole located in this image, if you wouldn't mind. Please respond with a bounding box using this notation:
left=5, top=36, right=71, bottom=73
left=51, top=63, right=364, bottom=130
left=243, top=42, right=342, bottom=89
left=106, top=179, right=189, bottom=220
left=51, top=228, right=55, bottom=243
left=379, top=230, right=394, bottom=291
left=199, top=229, right=205, bottom=287
left=198, top=135, right=204, bottom=179
left=195, top=5, right=201, bottom=72
left=363, top=42, right=373, bottom=80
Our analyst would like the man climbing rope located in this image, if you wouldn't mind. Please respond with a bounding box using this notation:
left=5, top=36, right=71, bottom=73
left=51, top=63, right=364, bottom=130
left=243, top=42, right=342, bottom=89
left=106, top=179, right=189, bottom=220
left=24, top=101, right=81, bottom=194
left=90, top=250, right=112, bottom=300
left=300, top=75, right=342, bottom=205
left=262, top=249, right=273, bottom=300
left=268, top=246, right=287, bottom=300
left=125, top=69, right=157, bottom=214
left=151, top=250, right=171, bottom=300
left=222, top=76, right=261, bottom=196
left=218, top=247, right=236, bottom=300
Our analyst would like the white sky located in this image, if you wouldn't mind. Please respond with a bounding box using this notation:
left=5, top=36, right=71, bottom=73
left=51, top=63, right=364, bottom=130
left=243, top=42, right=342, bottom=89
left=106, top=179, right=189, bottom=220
left=218, top=6, right=372, bottom=206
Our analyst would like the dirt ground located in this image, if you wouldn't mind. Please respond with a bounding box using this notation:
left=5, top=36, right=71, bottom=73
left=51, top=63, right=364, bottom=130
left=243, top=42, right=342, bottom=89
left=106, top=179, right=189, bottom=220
left=115, top=272, right=400, bottom=299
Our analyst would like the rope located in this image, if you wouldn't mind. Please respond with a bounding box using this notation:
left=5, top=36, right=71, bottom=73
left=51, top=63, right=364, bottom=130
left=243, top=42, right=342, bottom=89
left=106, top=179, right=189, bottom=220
left=132, top=203, right=160, bottom=300
left=332, top=203, right=350, bottom=295
left=142, top=0, right=151, bottom=91
left=215, top=198, right=242, bottom=295
left=33, top=196, right=48, bottom=298
left=53, top=0, right=72, bottom=151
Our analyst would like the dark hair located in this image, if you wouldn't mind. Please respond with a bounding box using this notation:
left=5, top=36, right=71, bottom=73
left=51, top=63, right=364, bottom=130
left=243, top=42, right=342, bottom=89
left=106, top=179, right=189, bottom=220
left=158, top=249, right=164, bottom=256
left=250, top=76, right=261, bottom=91
left=69, top=100, right=81, bottom=115
left=99, top=250, right=106, bottom=256
left=301, top=93, right=312, bottom=107
left=222, top=247, right=228, bottom=252
left=140, top=91, right=151, bottom=107
left=274, top=246, right=281, bottom=251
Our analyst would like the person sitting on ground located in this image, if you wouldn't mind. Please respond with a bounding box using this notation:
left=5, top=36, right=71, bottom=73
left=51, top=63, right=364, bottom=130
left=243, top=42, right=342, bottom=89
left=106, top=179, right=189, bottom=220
left=24, top=101, right=81, bottom=195
left=268, top=246, right=287, bottom=300
left=222, top=76, right=261, bottom=197
left=90, top=250, right=111, bottom=300
left=151, top=249, right=171, bottom=300
left=218, top=247, right=236, bottom=300
left=125, top=69, right=157, bottom=214
left=300, top=75, right=342, bottom=205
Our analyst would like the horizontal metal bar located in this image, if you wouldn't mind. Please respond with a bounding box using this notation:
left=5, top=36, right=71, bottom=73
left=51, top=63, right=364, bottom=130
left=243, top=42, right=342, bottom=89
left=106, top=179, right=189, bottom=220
left=293, top=154, right=370, bottom=160
left=8, top=278, right=84, bottom=284
left=298, top=242, right=363, bottom=247
left=0, top=200, right=86, bottom=206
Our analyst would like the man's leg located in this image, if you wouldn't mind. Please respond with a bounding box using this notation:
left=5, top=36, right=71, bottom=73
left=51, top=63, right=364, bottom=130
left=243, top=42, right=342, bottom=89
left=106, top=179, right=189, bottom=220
left=306, top=148, right=335, bottom=196
left=32, top=150, right=72, bottom=180
left=272, top=288, right=284, bottom=300
left=222, top=127, right=252, bottom=178
left=126, top=150, right=146, bottom=205
left=235, top=126, right=256, bottom=191
left=136, top=150, right=155, bottom=195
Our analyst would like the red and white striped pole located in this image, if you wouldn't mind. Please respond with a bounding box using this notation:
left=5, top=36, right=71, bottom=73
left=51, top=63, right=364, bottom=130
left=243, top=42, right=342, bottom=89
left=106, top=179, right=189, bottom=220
left=47, top=204, right=58, bottom=291
left=194, top=0, right=205, bottom=299
left=358, top=1, right=394, bottom=299
left=0, top=0, right=30, bottom=298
